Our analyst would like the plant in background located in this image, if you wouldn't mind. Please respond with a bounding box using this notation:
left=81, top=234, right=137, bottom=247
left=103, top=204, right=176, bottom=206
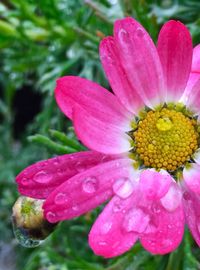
left=16, top=17, right=200, bottom=259
left=2, top=0, right=200, bottom=269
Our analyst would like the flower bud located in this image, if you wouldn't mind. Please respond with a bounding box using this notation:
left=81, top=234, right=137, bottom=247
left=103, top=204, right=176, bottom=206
left=12, top=196, right=57, bottom=248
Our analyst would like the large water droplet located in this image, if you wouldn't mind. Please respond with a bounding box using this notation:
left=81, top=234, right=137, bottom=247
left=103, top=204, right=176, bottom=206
left=82, top=177, right=98, bottom=194
left=12, top=220, right=43, bottom=248
left=160, top=184, right=182, bottom=212
left=113, top=178, right=134, bottom=199
left=33, top=171, right=53, bottom=184
left=123, top=208, right=150, bottom=233
left=54, top=193, right=68, bottom=205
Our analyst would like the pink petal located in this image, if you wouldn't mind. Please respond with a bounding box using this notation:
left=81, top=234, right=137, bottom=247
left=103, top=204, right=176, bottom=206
left=73, top=105, right=131, bottom=154
left=183, top=163, right=200, bottom=194
left=182, top=187, right=200, bottom=247
left=89, top=194, right=139, bottom=258
left=160, top=183, right=182, bottom=212
left=182, top=46, right=200, bottom=103
left=192, top=44, right=200, bottom=72
left=43, top=158, right=135, bottom=223
left=114, top=17, right=164, bottom=107
left=140, top=197, right=184, bottom=254
left=183, top=78, right=200, bottom=114
left=100, top=36, right=144, bottom=114
left=16, top=151, right=118, bottom=199
left=55, top=76, right=131, bottom=130
left=139, top=169, right=172, bottom=200
left=157, top=20, right=192, bottom=102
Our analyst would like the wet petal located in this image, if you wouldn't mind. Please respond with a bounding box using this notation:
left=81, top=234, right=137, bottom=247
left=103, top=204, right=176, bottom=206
left=140, top=198, right=184, bottom=254
left=157, top=20, right=192, bottom=102
left=89, top=193, right=139, bottom=258
left=100, top=36, right=144, bottom=114
left=43, top=158, right=135, bottom=223
left=183, top=163, right=200, bottom=194
left=16, top=151, right=118, bottom=199
left=139, top=169, right=172, bottom=200
left=73, top=105, right=131, bottom=154
left=114, top=17, right=164, bottom=107
left=55, top=76, right=131, bottom=130
left=182, top=187, right=200, bottom=247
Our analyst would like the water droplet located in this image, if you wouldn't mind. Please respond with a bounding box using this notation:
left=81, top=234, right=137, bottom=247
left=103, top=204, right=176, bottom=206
left=98, top=241, right=107, bottom=246
left=113, top=200, right=123, bottom=213
left=160, top=184, right=182, bottom=211
left=101, top=222, right=112, bottom=235
left=123, top=208, right=150, bottom=233
left=183, top=191, right=191, bottom=201
left=54, top=193, right=68, bottom=205
left=12, top=220, right=43, bottom=248
left=46, top=212, right=56, bottom=223
left=21, top=177, right=29, bottom=186
left=72, top=205, right=79, bottom=211
left=76, top=162, right=85, bottom=173
left=151, top=204, right=161, bottom=214
left=136, top=28, right=144, bottom=37
left=119, top=28, right=129, bottom=43
left=53, top=157, right=60, bottom=165
left=113, top=178, right=134, bottom=199
left=82, top=177, right=98, bottom=194
left=33, top=171, right=53, bottom=184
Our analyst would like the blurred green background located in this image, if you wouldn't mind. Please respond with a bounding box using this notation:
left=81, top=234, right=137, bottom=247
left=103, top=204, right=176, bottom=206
left=1, top=0, right=200, bottom=269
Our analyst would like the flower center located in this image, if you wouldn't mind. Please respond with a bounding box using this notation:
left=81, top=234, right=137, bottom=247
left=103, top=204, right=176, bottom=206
left=133, top=108, right=199, bottom=171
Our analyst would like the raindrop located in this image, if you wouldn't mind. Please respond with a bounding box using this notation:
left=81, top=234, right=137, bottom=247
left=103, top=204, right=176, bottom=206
left=46, top=212, right=56, bottom=223
left=98, top=241, right=107, bottom=246
left=119, top=28, right=129, bottom=43
left=151, top=204, right=161, bottom=214
left=113, top=178, right=134, bottom=199
left=82, top=177, right=98, bottom=194
left=21, top=177, right=29, bottom=186
left=76, top=162, right=85, bottom=173
left=12, top=220, right=43, bottom=248
left=101, top=222, right=112, bottom=235
left=72, top=205, right=79, bottom=211
left=136, top=28, right=144, bottom=37
left=123, top=208, right=150, bottom=233
left=33, top=171, right=53, bottom=184
left=54, top=193, right=68, bottom=205
left=113, top=200, right=123, bottom=213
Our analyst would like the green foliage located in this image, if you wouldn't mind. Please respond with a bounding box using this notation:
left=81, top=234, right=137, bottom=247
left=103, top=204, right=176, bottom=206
left=1, top=0, right=200, bottom=269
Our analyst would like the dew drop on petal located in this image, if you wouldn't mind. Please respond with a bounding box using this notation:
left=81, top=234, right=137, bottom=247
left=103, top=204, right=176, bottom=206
left=98, top=241, right=107, bottom=246
left=160, top=185, right=182, bottom=212
left=54, top=193, right=68, bottom=205
left=113, top=199, right=123, bottom=213
left=136, top=28, right=144, bottom=37
left=82, top=177, right=98, bottom=194
left=21, top=177, right=29, bottom=186
left=113, top=178, right=134, bottom=199
left=100, top=222, right=112, bottom=235
left=76, top=162, right=85, bottom=173
left=119, top=28, right=129, bottom=43
left=46, top=212, right=56, bottom=223
left=72, top=205, right=79, bottom=211
left=33, top=171, right=53, bottom=184
left=123, top=208, right=150, bottom=233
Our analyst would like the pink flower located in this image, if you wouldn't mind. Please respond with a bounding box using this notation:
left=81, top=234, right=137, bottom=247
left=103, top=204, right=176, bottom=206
left=16, top=17, right=200, bottom=257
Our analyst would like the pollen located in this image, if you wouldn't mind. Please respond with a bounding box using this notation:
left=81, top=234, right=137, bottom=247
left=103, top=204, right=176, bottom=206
left=133, top=108, right=199, bottom=171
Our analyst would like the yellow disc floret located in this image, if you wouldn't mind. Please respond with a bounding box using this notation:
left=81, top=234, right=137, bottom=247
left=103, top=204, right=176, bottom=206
left=133, top=108, right=199, bottom=171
